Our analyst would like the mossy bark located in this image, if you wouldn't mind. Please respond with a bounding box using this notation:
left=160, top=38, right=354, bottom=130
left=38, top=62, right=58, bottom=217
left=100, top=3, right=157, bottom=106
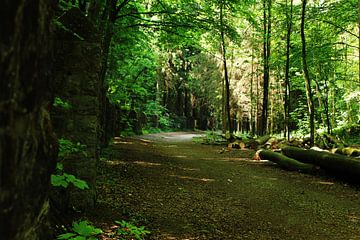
left=52, top=8, right=102, bottom=211
left=258, top=150, right=314, bottom=172
left=0, top=1, right=56, bottom=239
left=282, top=146, right=360, bottom=181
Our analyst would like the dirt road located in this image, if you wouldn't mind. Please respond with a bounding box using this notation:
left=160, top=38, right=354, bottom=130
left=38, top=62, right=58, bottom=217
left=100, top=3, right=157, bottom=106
left=95, top=132, right=360, bottom=239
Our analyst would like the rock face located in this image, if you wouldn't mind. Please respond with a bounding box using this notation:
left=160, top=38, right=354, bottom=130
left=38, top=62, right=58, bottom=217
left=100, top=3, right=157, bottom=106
left=0, top=1, right=57, bottom=239
left=52, top=8, right=102, bottom=211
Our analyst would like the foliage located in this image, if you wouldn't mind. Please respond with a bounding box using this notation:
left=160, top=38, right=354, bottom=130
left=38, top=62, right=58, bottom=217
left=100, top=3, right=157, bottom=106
left=51, top=138, right=88, bottom=189
left=115, top=220, right=151, bottom=240
left=57, top=220, right=102, bottom=240
left=103, top=0, right=359, bottom=138
left=58, top=138, right=87, bottom=158
left=51, top=163, right=89, bottom=190
left=54, top=97, right=72, bottom=110
left=193, top=131, right=227, bottom=145
left=333, top=124, right=360, bottom=146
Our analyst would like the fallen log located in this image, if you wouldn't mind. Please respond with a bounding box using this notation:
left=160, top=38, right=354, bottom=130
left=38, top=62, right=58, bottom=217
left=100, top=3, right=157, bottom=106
left=282, top=146, right=360, bottom=181
left=333, top=148, right=360, bottom=157
left=258, top=150, right=314, bottom=173
left=248, top=135, right=271, bottom=149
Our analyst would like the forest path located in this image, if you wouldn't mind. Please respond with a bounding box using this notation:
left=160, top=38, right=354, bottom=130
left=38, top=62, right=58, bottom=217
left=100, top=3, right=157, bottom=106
left=94, top=132, right=360, bottom=240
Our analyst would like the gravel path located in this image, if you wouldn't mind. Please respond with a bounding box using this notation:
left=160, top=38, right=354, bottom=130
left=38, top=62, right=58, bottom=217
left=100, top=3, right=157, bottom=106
left=94, top=132, right=360, bottom=240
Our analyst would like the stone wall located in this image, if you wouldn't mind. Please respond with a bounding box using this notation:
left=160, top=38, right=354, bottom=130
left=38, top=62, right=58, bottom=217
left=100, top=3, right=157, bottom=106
left=52, top=8, right=102, bottom=211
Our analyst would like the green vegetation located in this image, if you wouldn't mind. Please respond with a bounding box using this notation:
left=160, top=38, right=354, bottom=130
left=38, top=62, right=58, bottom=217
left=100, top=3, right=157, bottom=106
left=115, top=220, right=151, bottom=240
left=51, top=139, right=88, bottom=189
left=51, top=163, right=89, bottom=189
left=1, top=0, right=359, bottom=239
left=57, top=221, right=102, bottom=240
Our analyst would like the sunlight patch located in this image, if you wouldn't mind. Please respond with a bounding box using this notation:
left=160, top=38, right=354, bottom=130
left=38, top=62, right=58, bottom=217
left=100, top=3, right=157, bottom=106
left=113, top=137, right=134, bottom=145
left=106, top=160, right=126, bottom=165
left=134, top=161, right=161, bottom=166
left=170, top=174, right=215, bottom=182
left=179, top=167, right=199, bottom=171
left=317, top=181, right=335, bottom=185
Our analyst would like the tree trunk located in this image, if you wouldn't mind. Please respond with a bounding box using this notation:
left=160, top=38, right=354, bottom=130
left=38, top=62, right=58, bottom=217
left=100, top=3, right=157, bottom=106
left=358, top=0, right=360, bottom=83
left=282, top=146, right=360, bottom=181
left=314, top=79, right=327, bottom=128
left=250, top=46, right=255, bottom=135
left=258, top=150, right=314, bottom=172
left=0, top=1, right=56, bottom=239
left=220, top=0, right=233, bottom=135
left=261, top=0, right=271, bottom=135
left=301, top=0, right=315, bottom=146
left=284, top=0, right=293, bottom=140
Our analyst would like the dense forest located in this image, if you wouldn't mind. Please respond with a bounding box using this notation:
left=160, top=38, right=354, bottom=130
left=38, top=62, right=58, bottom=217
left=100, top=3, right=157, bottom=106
left=0, top=0, right=359, bottom=239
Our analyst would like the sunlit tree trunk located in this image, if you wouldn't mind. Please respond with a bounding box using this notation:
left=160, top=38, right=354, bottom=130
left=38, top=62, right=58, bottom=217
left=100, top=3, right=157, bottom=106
left=284, top=0, right=293, bottom=140
left=301, top=0, right=315, bottom=146
left=220, top=0, right=233, bottom=135
left=250, top=47, right=255, bottom=135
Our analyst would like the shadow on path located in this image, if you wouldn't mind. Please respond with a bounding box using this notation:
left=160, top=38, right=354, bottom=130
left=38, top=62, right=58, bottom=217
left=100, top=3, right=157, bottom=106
left=93, top=132, right=360, bottom=239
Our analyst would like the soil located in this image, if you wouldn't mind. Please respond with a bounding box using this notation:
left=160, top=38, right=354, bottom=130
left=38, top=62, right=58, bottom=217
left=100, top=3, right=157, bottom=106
left=90, top=132, right=360, bottom=240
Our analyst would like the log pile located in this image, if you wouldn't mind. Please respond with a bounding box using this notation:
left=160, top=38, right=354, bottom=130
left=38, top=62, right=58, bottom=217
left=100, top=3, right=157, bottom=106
left=255, top=146, right=360, bottom=182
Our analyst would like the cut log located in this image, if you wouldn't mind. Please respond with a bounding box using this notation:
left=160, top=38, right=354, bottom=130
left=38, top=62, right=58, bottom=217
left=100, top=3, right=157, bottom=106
left=258, top=150, right=314, bottom=173
left=248, top=135, right=271, bottom=149
left=282, top=146, right=360, bottom=181
left=333, top=148, right=360, bottom=157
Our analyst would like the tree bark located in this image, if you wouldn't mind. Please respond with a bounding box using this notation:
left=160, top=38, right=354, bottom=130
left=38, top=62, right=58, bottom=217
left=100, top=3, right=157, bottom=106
left=301, top=0, right=315, bottom=146
left=0, top=1, right=56, bottom=239
left=258, top=150, right=314, bottom=172
left=250, top=46, right=255, bottom=135
left=284, top=0, right=293, bottom=140
left=261, top=0, right=271, bottom=135
left=282, top=146, right=360, bottom=181
left=220, top=0, right=233, bottom=135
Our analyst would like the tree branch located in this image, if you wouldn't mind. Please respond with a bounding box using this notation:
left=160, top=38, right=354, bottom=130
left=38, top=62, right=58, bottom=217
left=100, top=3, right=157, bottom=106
left=315, top=18, right=359, bottom=39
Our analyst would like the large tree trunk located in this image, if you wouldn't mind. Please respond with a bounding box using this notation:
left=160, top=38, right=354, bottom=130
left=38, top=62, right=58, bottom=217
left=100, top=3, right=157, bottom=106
left=282, top=146, right=360, bottom=181
left=258, top=150, right=314, bottom=172
left=261, top=0, right=271, bottom=135
left=300, top=0, right=315, bottom=146
left=0, top=1, right=56, bottom=239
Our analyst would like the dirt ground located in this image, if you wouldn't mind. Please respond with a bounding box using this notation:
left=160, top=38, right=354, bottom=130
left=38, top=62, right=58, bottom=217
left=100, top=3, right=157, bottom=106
left=91, top=132, right=360, bottom=239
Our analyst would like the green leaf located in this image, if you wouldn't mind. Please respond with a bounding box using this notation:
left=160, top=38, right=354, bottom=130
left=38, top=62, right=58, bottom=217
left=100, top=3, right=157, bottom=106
left=72, top=236, right=87, bottom=240
left=64, top=173, right=76, bottom=182
left=73, top=221, right=94, bottom=236
left=57, top=233, right=77, bottom=239
left=72, top=179, right=89, bottom=190
left=72, top=221, right=102, bottom=237
left=51, top=174, right=69, bottom=188
left=56, top=163, right=64, bottom=171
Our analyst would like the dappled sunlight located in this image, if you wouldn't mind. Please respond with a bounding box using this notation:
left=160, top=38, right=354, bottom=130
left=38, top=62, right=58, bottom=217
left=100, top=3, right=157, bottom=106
left=170, top=174, right=215, bottom=182
left=179, top=167, right=200, bottom=171
left=160, top=234, right=200, bottom=240
left=113, top=137, right=134, bottom=145
left=104, top=159, right=161, bottom=167
left=174, top=155, right=187, bottom=158
left=164, top=145, right=179, bottom=148
left=251, top=175, right=278, bottom=181
left=134, top=161, right=162, bottom=167
left=316, top=181, right=335, bottom=186
left=106, top=160, right=127, bottom=166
